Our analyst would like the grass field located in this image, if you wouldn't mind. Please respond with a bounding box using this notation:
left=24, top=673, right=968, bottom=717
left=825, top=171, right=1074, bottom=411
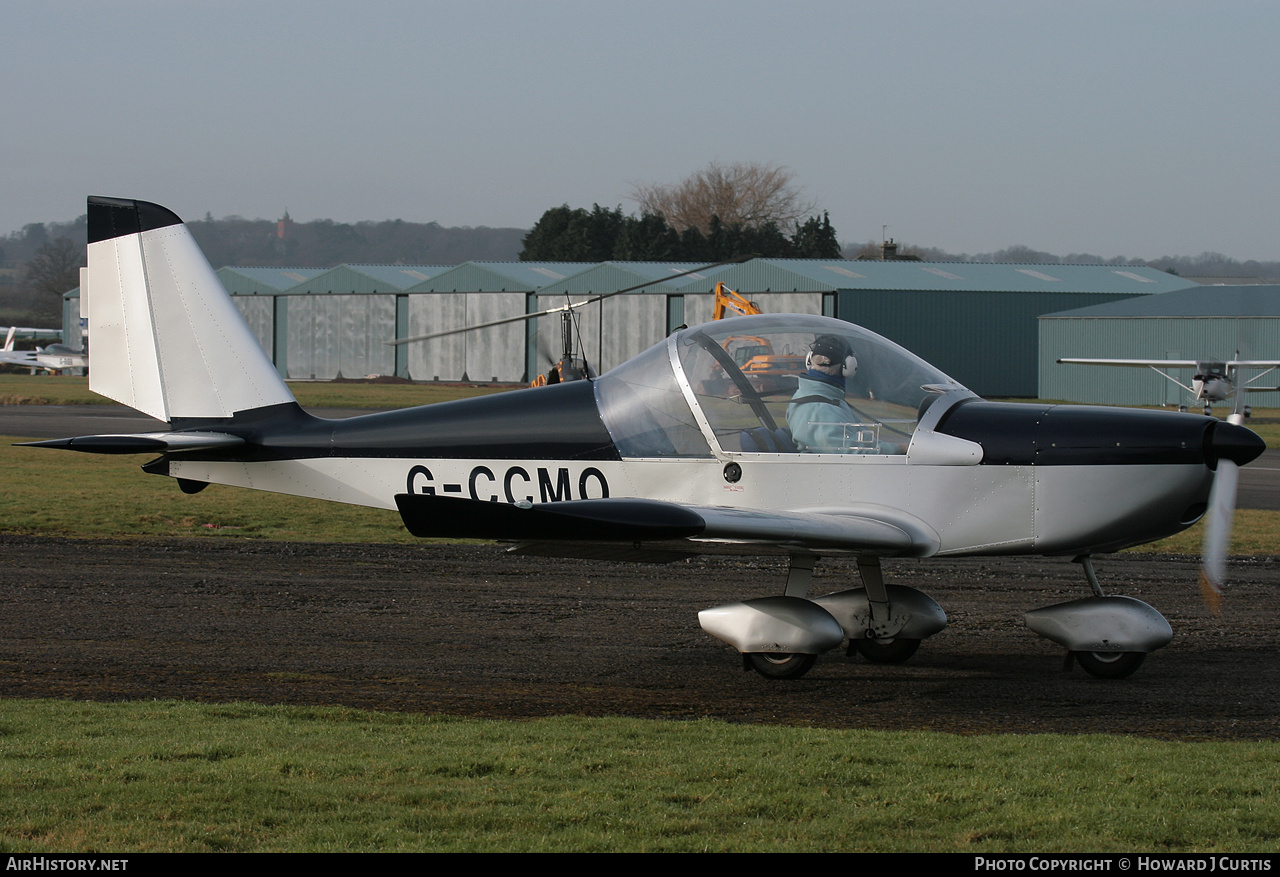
left=2, top=701, right=1279, bottom=853
left=3, top=375, right=1279, bottom=853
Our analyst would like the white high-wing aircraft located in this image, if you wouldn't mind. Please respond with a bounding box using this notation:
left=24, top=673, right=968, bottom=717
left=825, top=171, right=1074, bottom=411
left=1058, top=356, right=1280, bottom=417
left=0, top=326, right=88, bottom=372
left=23, top=197, right=1267, bottom=681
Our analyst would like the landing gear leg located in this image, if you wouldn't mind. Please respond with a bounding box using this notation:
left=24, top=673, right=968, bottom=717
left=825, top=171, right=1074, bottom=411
left=1078, top=555, right=1104, bottom=597
left=784, top=553, right=815, bottom=597
left=849, top=557, right=922, bottom=663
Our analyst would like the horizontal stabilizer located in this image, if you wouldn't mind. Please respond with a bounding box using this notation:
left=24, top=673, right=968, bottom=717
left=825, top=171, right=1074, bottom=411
left=18, top=432, right=244, bottom=455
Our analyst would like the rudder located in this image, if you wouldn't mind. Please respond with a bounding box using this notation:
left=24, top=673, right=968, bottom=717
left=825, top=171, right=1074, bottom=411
left=84, top=197, right=295, bottom=422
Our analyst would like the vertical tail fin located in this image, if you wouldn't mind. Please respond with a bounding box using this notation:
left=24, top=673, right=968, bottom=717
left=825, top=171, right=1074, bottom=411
left=85, top=197, right=295, bottom=422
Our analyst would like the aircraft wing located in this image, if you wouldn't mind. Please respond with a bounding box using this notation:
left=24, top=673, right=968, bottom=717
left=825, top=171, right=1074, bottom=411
left=0, top=349, right=39, bottom=366
left=1057, top=358, right=1199, bottom=368
left=394, top=494, right=934, bottom=558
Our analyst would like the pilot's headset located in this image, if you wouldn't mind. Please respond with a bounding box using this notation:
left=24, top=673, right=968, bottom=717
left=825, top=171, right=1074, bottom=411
left=807, top=334, right=857, bottom=378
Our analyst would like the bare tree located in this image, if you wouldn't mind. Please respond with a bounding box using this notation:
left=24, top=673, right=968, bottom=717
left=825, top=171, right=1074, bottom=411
left=23, top=237, right=83, bottom=321
left=631, top=161, right=818, bottom=235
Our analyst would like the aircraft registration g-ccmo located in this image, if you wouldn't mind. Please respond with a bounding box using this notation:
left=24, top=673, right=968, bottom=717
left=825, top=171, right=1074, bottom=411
left=25, top=197, right=1267, bottom=680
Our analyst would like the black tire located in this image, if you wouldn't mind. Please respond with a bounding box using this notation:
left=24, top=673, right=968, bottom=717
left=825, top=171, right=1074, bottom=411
left=746, top=652, right=816, bottom=680
left=854, top=637, right=921, bottom=664
left=1073, top=650, right=1145, bottom=679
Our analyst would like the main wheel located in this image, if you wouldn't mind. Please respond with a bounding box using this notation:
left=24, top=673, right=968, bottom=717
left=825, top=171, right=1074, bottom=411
left=854, top=637, right=921, bottom=664
left=1073, top=650, right=1145, bottom=679
left=746, top=652, right=816, bottom=680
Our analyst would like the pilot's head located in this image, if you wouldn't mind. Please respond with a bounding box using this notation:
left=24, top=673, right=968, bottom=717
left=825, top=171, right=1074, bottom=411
left=807, top=334, right=857, bottom=379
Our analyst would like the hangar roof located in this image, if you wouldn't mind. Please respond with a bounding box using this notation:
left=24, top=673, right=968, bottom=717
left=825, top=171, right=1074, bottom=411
left=1042, top=284, right=1280, bottom=318
left=534, top=260, right=738, bottom=297
left=216, top=258, right=1202, bottom=299
left=296, top=264, right=453, bottom=294
left=685, top=259, right=1198, bottom=294
left=216, top=267, right=326, bottom=294
left=406, top=261, right=585, bottom=292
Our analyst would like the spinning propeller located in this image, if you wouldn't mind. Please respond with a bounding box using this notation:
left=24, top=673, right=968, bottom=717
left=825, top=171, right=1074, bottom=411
left=1199, top=391, right=1265, bottom=612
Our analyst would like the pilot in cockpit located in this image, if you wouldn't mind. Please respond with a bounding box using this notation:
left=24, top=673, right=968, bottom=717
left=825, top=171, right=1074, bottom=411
left=787, top=334, right=906, bottom=454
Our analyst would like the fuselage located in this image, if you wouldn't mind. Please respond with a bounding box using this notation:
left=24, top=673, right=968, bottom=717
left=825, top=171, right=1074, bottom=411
left=153, top=377, right=1230, bottom=559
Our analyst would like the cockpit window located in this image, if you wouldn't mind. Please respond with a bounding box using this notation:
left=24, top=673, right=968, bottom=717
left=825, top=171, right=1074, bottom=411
left=594, top=337, right=713, bottom=458
left=595, top=314, right=967, bottom=458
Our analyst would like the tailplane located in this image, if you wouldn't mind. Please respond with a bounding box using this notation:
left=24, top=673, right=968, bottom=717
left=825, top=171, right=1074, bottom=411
left=84, top=197, right=295, bottom=422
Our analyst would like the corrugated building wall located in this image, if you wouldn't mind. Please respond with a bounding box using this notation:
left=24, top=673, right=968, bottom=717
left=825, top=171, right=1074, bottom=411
left=205, top=258, right=1200, bottom=395
left=1040, top=285, right=1280, bottom=407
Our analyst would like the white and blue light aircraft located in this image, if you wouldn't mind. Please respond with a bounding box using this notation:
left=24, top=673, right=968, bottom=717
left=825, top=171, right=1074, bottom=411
left=1, top=325, right=87, bottom=372
left=23, top=197, right=1267, bottom=680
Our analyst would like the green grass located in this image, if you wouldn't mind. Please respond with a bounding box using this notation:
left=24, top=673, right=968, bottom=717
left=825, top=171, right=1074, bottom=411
left=1, top=700, right=1278, bottom=853
left=1129, top=510, right=1280, bottom=556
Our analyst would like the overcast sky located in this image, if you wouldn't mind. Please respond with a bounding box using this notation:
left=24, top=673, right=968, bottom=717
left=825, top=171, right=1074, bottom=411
left=4, top=0, right=1278, bottom=260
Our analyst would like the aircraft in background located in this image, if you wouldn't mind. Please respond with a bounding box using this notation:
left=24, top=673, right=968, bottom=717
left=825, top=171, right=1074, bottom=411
left=1058, top=355, right=1280, bottom=417
left=1, top=326, right=87, bottom=373
left=23, top=197, right=1267, bottom=682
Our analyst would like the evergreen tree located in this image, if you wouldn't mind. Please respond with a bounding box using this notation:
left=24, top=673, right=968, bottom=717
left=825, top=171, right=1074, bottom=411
left=612, top=213, right=681, bottom=260
left=791, top=212, right=841, bottom=258
left=521, top=204, right=844, bottom=262
left=520, top=204, right=626, bottom=261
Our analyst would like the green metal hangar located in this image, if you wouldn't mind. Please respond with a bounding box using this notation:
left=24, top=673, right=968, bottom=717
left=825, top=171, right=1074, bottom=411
left=1040, top=284, right=1280, bottom=408
left=690, top=259, right=1196, bottom=397
left=213, top=257, right=1196, bottom=394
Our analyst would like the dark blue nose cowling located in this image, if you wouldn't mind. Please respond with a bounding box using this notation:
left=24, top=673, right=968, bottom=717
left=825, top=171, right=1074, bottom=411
left=1205, top=420, right=1266, bottom=468
left=935, top=400, right=1268, bottom=470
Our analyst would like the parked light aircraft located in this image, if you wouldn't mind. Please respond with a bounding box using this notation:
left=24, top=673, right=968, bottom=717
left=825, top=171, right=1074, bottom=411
left=22, top=197, right=1268, bottom=681
left=1058, top=356, right=1280, bottom=417
left=1, top=326, right=87, bottom=373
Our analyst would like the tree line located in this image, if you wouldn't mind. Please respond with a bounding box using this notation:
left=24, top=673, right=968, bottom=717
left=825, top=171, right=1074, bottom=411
left=519, top=204, right=842, bottom=261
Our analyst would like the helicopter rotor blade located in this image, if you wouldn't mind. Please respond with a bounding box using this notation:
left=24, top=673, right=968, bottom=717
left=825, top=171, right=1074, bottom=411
left=386, top=255, right=752, bottom=346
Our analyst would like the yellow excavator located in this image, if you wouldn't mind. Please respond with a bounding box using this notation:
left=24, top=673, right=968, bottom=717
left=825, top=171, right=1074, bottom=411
left=711, top=282, right=805, bottom=390
left=531, top=281, right=803, bottom=388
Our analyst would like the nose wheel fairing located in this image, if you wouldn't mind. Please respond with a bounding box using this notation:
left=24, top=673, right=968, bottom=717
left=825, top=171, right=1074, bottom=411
left=1025, top=595, right=1173, bottom=660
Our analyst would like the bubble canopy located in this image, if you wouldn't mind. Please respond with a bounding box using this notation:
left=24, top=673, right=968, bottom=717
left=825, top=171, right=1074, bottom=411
left=594, top=314, right=968, bottom=458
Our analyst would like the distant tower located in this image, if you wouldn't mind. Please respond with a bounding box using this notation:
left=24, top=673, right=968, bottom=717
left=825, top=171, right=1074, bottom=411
left=273, top=211, right=295, bottom=258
